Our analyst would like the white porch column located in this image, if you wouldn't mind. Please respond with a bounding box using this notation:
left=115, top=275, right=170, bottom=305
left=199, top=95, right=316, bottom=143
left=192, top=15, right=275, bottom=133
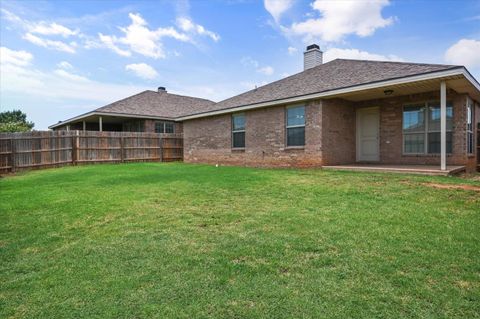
left=82, top=120, right=86, bottom=131
left=440, top=81, right=447, bottom=171
left=99, top=116, right=103, bottom=132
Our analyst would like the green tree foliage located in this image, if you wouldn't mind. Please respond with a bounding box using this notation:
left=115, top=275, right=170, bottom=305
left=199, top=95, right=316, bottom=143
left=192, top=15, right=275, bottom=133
left=0, top=110, right=35, bottom=132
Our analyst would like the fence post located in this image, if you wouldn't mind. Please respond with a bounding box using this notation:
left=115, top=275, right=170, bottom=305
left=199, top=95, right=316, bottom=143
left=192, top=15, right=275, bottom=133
left=159, top=136, right=163, bottom=162
left=72, top=131, right=79, bottom=165
left=11, top=139, right=16, bottom=173
left=120, top=135, right=124, bottom=163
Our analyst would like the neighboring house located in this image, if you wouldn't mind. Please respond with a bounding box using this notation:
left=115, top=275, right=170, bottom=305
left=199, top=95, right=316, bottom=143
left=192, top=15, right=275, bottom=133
left=49, top=88, right=216, bottom=134
left=51, top=45, right=480, bottom=172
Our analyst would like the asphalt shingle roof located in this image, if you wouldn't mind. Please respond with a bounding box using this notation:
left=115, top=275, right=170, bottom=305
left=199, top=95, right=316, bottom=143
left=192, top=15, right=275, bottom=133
left=72, top=59, right=461, bottom=123
left=191, top=59, right=460, bottom=115
left=94, top=90, right=217, bottom=118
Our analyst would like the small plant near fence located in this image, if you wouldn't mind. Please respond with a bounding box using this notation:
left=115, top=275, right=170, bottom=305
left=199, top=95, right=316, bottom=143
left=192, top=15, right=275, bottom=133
left=0, top=131, right=183, bottom=173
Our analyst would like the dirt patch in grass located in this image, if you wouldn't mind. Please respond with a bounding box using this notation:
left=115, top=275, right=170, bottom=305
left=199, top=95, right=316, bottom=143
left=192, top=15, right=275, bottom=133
left=422, top=183, right=480, bottom=192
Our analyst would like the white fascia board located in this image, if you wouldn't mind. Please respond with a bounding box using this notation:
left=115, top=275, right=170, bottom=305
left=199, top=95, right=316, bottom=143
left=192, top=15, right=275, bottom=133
left=49, top=112, right=174, bottom=129
left=177, top=68, right=472, bottom=121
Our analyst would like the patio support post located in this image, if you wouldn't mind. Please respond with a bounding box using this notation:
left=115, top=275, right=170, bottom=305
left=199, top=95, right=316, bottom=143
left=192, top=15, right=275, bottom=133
left=440, top=81, right=447, bottom=171
left=99, top=116, right=103, bottom=132
left=82, top=121, right=86, bottom=131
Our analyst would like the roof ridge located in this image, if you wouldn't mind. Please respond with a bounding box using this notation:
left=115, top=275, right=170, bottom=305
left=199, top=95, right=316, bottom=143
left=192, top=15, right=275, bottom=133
left=145, top=90, right=216, bottom=103
left=95, top=90, right=150, bottom=111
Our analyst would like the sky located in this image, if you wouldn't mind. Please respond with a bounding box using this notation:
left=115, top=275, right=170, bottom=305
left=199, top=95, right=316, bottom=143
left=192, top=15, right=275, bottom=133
left=1, top=0, right=479, bottom=129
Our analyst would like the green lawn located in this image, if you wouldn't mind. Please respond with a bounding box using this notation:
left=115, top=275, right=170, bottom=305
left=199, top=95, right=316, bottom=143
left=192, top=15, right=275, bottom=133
left=1, top=163, right=479, bottom=318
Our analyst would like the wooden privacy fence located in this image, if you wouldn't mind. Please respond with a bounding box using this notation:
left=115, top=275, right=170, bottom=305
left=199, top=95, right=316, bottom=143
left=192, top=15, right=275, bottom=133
left=0, top=131, right=183, bottom=173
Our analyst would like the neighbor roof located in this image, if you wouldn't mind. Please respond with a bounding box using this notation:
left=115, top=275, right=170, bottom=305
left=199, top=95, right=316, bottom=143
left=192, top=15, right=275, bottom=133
left=95, top=90, right=217, bottom=118
left=182, top=59, right=461, bottom=117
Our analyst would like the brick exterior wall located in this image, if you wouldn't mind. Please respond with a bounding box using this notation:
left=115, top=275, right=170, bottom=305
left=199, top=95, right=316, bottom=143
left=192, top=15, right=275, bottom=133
left=182, top=90, right=478, bottom=171
left=320, top=99, right=355, bottom=165
left=184, top=102, right=323, bottom=167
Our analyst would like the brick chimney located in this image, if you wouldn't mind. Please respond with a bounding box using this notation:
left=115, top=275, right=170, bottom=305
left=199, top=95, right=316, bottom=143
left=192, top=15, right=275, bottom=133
left=304, top=44, right=323, bottom=70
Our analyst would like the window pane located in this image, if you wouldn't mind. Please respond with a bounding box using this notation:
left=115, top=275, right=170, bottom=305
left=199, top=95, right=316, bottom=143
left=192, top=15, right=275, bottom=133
left=427, top=102, right=453, bottom=131
left=165, top=122, right=174, bottom=133
left=155, top=122, right=164, bottom=133
left=233, top=132, right=245, bottom=148
left=403, top=105, right=425, bottom=132
left=468, top=132, right=474, bottom=154
left=287, top=127, right=305, bottom=146
left=404, top=133, right=425, bottom=153
left=232, top=114, right=245, bottom=131
left=467, top=104, right=473, bottom=131
left=427, top=132, right=452, bottom=154
left=287, top=106, right=305, bottom=127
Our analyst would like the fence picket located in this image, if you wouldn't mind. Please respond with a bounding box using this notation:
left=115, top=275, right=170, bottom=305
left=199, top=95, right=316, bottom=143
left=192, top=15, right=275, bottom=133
left=0, top=131, right=182, bottom=173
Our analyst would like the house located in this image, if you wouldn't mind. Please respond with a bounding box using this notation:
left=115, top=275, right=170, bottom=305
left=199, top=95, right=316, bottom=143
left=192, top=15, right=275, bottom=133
left=49, top=88, right=217, bottom=133
left=50, top=45, right=480, bottom=173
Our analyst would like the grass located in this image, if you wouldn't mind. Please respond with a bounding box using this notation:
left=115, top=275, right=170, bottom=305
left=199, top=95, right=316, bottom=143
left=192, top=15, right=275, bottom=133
left=1, top=163, right=479, bottom=319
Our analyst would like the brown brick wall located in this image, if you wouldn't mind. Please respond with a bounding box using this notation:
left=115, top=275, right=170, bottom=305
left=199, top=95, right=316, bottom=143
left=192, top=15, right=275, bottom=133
left=183, top=90, right=476, bottom=171
left=184, top=101, right=323, bottom=167
left=320, top=99, right=355, bottom=165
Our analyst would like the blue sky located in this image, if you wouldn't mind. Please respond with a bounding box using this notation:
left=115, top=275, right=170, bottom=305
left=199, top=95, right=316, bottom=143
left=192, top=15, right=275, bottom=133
left=1, top=0, right=479, bottom=129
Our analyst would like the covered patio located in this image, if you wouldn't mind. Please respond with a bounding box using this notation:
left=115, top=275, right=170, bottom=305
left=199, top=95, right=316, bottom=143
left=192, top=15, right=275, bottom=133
left=320, top=68, right=480, bottom=173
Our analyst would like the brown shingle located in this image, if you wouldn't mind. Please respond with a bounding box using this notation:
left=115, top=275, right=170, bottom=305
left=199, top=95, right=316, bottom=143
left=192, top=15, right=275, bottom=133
left=95, top=90, right=216, bottom=118
left=188, top=59, right=460, bottom=115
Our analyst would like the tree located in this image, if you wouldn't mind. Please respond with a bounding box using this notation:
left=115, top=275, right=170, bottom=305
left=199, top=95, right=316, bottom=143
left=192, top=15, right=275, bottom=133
left=0, top=110, right=35, bottom=132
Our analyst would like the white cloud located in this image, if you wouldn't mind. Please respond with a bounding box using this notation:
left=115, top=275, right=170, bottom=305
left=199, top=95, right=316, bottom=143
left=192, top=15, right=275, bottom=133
left=264, top=0, right=294, bottom=22
left=99, top=13, right=190, bottom=59
left=241, top=56, right=259, bottom=68
left=29, top=22, right=78, bottom=37
left=287, top=46, right=298, bottom=55
left=125, top=63, right=158, bottom=79
left=2, top=9, right=80, bottom=53
left=323, top=48, right=402, bottom=62
left=257, top=66, right=275, bottom=75
left=0, top=46, right=33, bottom=66
left=98, top=33, right=131, bottom=57
left=23, top=32, right=76, bottom=53
left=53, top=69, right=89, bottom=82
left=0, top=48, right=146, bottom=104
left=57, top=61, right=73, bottom=70
left=176, top=17, right=220, bottom=42
left=241, top=56, right=275, bottom=75
left=287, top=0, right=394, bottom=42
left=445, top=39, right=480, bottom=68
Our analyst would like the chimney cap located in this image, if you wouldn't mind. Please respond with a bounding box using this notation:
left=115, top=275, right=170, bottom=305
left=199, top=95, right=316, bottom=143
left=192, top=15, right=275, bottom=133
left=158, top=86, right=166, bottom=93
left=306, top=44, right=321, bottom=51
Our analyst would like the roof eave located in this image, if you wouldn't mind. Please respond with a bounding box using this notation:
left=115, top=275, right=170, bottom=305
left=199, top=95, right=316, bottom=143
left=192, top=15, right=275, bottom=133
left=177, top=67, right=477, bottom=121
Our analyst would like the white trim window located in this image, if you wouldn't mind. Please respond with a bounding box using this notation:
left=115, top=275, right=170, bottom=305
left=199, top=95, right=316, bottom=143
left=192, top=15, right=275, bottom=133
left=286, top=105, right=305, bottom=147
left=232, top=113, right=245, bottom=148
left=467, top=98, right=474, bottom=154
left=403, top=101, right=453, bottom=154
left=155, top=121, right=175, bottom=133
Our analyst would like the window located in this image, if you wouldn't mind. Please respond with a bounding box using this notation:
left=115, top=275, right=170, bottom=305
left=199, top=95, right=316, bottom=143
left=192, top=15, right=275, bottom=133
left=467, top=98, right=474, bottom=154
left=232, top=114, right=245, bottom=148
left=155, top=121, right=175, bottom=133
left=403, top=101, right=453, bottom=154
left=286, top=105, right=305, bottom=147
